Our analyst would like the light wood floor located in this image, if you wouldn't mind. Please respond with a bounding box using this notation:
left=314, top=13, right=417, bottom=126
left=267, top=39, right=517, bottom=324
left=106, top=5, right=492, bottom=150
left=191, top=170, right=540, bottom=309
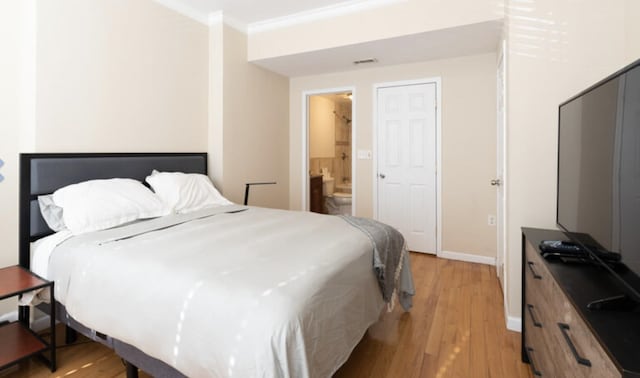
left=2, top=253, right=531, bottom=378
left=335, top=254, right=531, bottom=378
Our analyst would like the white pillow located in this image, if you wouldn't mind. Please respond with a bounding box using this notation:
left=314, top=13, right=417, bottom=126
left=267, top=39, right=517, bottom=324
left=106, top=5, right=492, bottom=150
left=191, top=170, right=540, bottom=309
left=38, top=194, right=66, bottom=232
left=145, top=170, right=232, bottom=214
left=52, top=178, right=169, bottom=235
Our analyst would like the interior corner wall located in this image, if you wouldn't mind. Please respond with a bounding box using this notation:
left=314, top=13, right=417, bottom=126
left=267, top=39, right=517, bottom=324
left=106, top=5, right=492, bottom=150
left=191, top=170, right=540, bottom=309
left=209, top=23, right=225, bottom=191
left=290, top=53, right=498, bottom=258
left=36, top=0, right=209, bottom=152
left=209, top=24, right=290, bottom=209
left=504, top=0, right=629, bottom=322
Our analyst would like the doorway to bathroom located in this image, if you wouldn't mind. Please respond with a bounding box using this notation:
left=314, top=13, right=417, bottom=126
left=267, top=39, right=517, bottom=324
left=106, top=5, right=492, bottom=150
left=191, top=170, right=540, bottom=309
left=303, top=88, right=355, bottom=216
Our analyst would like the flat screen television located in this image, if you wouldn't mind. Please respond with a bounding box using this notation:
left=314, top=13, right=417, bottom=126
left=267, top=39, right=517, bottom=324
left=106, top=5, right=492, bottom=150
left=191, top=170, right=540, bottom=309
left=557, top=58, right=640, bottom=311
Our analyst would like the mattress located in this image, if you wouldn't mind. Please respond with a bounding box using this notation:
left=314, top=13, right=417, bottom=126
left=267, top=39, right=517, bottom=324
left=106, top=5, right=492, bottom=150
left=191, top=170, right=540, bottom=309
left=34, top=205, right=386, bottom=377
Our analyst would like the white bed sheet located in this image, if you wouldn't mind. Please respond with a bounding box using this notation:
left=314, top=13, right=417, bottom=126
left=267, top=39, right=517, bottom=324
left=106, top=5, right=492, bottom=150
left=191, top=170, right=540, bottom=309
left=43, top=206, right=385, bottom=377
left=31, top=229, right=72, bottom=279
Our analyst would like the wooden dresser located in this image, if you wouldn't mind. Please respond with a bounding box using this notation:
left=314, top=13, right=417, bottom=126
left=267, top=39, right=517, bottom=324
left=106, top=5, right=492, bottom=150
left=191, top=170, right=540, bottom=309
left=522, top=228, right=640, bottom=377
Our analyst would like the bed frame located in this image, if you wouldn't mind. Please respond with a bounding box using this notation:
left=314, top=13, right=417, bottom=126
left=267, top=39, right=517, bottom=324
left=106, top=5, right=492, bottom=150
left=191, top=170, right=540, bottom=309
left=19, top=152, right=208, bottom=378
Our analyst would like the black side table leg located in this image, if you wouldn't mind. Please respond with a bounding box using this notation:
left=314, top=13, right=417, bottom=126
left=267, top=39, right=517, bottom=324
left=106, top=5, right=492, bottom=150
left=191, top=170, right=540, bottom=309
left=18, top=305, right=29, bottom=326
left=50, top=283, right=56, bottom=372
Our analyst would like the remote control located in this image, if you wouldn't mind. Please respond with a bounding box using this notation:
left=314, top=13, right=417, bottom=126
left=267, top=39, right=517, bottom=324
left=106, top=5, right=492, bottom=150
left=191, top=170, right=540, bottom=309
left=539, top=240, right=584, bottom=255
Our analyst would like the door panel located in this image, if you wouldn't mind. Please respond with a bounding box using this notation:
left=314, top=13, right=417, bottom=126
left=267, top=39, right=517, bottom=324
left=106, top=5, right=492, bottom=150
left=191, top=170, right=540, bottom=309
left=377, top=83, right=437, bottom=254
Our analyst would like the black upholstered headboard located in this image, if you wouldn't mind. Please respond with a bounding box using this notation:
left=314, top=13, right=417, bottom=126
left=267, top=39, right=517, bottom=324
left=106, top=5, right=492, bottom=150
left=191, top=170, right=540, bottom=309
left=19, top=153, right=207, bottom=269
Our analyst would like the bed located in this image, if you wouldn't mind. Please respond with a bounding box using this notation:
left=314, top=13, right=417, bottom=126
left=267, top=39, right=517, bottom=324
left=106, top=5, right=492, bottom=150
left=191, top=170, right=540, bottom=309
left=18, top=153, right=413, bottom=377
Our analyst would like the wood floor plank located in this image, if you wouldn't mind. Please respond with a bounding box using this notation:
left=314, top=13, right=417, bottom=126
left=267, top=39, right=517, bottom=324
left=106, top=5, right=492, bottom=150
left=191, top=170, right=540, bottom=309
left=1, top=253, right=531, bottom=378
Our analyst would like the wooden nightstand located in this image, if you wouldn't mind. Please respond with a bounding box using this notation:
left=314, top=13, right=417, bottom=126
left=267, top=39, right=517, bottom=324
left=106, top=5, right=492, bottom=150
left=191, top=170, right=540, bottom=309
left=0, top=266, right=56, bottom=372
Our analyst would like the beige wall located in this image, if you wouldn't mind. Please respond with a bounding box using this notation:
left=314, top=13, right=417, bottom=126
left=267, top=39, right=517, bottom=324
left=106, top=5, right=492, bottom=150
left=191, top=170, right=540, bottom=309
left=36, top=0, right=209, bottom=152
left=209, top=22, right=225, bottom=190
left=211, top=24, right=290, bottom=208
left=0, top=0, right=36, bottom=316
left=626, top=0, right=640, bottom=62
left=309, top=96, right=336, bottom=159
left=290, top=53, right=497, bottom=257
left=504, top=0, right=632, bottom=320
left=0, top=0, right=208, bottom=316
left=248, top=0, right=502, bottom=61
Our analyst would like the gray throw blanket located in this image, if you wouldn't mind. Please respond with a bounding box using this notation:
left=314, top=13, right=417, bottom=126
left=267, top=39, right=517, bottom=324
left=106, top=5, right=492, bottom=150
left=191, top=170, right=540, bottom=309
left=340, top=215, right=415, bottom=311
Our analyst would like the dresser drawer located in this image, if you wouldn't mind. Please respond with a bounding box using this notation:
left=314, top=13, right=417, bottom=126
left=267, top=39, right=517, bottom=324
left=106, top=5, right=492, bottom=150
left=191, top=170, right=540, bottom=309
left=524, top=241, right=620, bottom=378
left=525, top=242, right=558, bottom=304
left=524, top=310, right=557, bottom=377
left=546, top=295, right=620, bottom=378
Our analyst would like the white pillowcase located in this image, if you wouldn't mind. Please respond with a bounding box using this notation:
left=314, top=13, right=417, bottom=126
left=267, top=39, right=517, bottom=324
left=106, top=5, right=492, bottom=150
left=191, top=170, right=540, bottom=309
left=52, top=178, right=169, bottom=235
left=145, top=170, right=232, bottom=214
left=38, top=194, right=67, bottom=232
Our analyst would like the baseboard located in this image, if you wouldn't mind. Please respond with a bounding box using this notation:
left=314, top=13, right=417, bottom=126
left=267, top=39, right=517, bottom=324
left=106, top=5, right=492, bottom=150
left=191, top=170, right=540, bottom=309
left=506, top=315, right=522, bottom=332
left=438, top=250, right=496, bottom=266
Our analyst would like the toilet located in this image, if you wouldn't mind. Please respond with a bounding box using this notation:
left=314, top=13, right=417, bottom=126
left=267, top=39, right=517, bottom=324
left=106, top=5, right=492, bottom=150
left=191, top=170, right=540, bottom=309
left=322, top=177, right=352, bottom=215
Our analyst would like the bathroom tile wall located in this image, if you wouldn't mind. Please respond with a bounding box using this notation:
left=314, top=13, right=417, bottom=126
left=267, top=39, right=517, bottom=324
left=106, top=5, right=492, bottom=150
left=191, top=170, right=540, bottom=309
left=334, top=101, right=352, bottom=190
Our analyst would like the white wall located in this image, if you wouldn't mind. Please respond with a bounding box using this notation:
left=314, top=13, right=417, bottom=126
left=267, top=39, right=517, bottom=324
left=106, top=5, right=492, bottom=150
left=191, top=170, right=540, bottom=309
left=504, top=0, right=635, bottom=322
left=291, top=53, right=498, bottom=257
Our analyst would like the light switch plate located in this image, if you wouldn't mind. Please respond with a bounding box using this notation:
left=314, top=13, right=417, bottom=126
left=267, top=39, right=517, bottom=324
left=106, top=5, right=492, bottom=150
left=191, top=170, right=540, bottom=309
left=357, top=150, right=372, bottom=160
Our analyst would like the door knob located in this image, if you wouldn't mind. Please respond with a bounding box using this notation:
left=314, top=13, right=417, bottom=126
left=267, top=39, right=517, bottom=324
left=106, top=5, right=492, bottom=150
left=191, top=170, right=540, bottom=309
left=379, top=173, right=386, bottom=179
left=491, top=179, right=501, bottom=186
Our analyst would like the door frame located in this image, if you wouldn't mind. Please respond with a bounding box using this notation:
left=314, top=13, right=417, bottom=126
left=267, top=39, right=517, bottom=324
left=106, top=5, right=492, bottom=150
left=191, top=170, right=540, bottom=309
left=372, top=77, right=442, bottom=255
left=301, top=86, right=356, bottom=215
left=497, top=39, right=509, bottom=324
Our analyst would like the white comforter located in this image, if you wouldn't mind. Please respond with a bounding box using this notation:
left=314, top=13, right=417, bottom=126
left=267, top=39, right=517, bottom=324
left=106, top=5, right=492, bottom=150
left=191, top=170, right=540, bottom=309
left=46, top=206, right=385, bottom=377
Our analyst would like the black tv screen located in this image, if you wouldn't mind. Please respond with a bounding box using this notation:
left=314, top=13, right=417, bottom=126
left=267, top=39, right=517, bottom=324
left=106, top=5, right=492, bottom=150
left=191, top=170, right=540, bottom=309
left=557, top=59, right=640, bottom=302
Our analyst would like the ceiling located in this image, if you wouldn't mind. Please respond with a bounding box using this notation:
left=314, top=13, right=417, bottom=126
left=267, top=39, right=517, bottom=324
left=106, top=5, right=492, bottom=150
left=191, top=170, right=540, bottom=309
left=252, top=21, right=502, bottom=77
left=154, top=1, right=502, bottom=78
left=156, top=0, right=372, bottom=25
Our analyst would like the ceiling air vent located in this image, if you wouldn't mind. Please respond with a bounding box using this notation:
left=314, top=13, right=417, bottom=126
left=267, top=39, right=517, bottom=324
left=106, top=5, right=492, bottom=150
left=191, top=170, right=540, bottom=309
left=353, top=58, right=378, bottom=65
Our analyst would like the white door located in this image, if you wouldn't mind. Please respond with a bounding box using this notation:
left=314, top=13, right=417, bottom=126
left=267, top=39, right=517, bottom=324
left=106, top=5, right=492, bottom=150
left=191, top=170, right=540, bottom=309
left=377, top=83, right=437, bottom=254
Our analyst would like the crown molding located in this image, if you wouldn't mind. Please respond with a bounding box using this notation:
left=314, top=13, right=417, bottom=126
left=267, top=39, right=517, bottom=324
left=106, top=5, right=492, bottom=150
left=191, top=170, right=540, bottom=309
left=247, top=0, right=405, bottom=34
left=153, top=0, right=247, bottom=33
left=208, top=11, right=248, bottom=33
left=152, top=0, right=209, bottom=25
left=155, top=0, right=405, bottom=35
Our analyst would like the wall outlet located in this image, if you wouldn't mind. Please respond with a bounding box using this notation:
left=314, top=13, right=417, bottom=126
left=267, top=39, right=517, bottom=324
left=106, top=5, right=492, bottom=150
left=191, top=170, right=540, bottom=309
left=488, top=215, right=496, bottom=226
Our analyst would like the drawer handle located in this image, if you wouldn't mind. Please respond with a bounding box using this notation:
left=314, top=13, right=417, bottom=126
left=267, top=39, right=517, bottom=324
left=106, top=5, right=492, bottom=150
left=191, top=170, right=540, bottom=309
left=527, top=304, right=542, bottom=327
left=525, top=347, right=543, bottom=376
left=527, top=261, right=542, bottom=279
left=558, top=323, right=592, bottom=367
